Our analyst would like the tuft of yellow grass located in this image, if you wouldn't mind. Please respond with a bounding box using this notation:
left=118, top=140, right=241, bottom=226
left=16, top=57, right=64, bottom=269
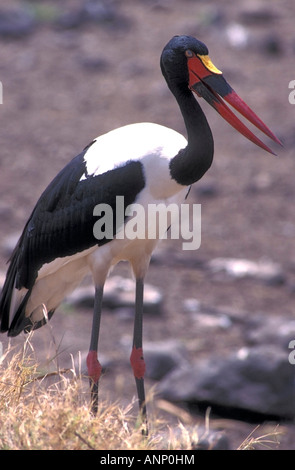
left=238, top=425, right=282, bottom=451
left=0, top=339, right=161, bottom=450
left=0, top=336, right=282, bottom=450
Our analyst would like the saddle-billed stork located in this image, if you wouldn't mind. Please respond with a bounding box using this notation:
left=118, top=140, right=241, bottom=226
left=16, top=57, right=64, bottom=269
left=0, top=35, right=281, bottom=433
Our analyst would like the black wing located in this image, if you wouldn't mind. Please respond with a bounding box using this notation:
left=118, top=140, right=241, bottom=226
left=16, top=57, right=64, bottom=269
left=0, top=143, right=145, bottom=334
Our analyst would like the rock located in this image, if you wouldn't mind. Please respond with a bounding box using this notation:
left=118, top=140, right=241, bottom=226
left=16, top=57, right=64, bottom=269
left=244, top=316, right=295, bottom=349
left=56, top=0, right=129, bottom=30
left=239, top=6, right=278, bottom=25
left=56, top=10, right=85, bottom=29
left=158, top=345, right=295, bottom=419
left=114, top=307, right=134, bottom=321
left=246, top=172, right=272, bottom=193
left=65, top=275, right=163, bottom=314
left=80, top=56, right=109, bottom=72
left=260, top=34, right=282, bottom=55
left=183, top=298, right=202, bottom=313
left=166, top=424, right=230, bottom=450
left=193, top=428, right=230, bottom=450
left=207, top=257, right=285, bottom=285
left=82, top=0, right=121, bottom=24
left=103, top=276, right=163, bottom=314
left=65, top=285, right=95, bottom=309
left=225, top=23, right=250, bottom=49
left=183, top=298, right=232, bottom=330
left=0, top=8, right=36, bottom=38
left=144, top=340, right=189, bottom=380
left=193, top=312, right=232, bottom=330
left=195, top=182, right=219, bottom=198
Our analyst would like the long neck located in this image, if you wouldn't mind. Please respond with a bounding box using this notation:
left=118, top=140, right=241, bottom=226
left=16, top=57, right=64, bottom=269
left=169, top=86, right=214, bottom=186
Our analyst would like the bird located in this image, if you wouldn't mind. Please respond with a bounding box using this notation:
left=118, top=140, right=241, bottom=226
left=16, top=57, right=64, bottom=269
left=0, top=35, right=281, bottom=433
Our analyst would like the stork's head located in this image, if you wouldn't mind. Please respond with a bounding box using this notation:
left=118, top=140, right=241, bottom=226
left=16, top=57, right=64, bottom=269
left=161, top=35, right=282, bottom=154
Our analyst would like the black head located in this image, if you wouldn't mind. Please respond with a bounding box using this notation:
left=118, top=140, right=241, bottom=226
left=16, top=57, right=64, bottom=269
left=160, top=35, right=281, bottom=154
left=160, top=35, right=208, bottom=88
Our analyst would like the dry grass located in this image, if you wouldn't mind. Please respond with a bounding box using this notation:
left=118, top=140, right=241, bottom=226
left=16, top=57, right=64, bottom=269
left=0, top=338, right=161, bottom=450
left=0, top=335, right=282, bottom=450
left=238, top=425, right=282, bottom=451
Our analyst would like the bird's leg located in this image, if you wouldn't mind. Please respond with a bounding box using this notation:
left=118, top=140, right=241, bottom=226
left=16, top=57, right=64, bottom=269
left=130, top=278, right=148, bottom=435
left=87, top=285, right=104, bottom=415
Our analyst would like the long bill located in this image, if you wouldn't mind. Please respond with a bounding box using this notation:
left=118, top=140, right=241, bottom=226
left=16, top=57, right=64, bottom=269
left=187, top=54, right=282, bottom=155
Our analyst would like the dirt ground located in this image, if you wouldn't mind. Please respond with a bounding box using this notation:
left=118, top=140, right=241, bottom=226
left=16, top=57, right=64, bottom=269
left=0, top=0, right=295, bottom=450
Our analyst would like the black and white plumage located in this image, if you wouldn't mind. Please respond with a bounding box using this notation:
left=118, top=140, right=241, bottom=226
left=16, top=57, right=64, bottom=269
left=1, top=123, right=188, bottom=334
left=0, top=35, right=280, bottom=431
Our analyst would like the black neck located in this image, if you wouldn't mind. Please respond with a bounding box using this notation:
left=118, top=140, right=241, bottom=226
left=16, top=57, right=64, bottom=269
left=169, top=85, right=214, bottom=186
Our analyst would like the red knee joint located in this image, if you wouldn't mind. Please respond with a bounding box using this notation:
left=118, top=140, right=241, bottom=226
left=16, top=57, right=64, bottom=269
left=130, top=346, right=146, bottom=379
left=87, top=350, right=102, bottom=383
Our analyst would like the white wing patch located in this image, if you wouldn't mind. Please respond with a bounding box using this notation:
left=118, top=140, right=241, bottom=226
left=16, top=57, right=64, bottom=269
left=79, top=122, right=187, bottom=181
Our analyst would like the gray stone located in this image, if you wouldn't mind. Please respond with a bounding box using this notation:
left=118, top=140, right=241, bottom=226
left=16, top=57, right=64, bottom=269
left=103, top=276, right=163, bottom=314
left=158, top=345, right=295, bottom=418
left=65, top=285, right=95, bottom=309
left=183, top=298, right=233, bottom=330
left=195, top=182, right=219, bottom=198
left=144, top=340, right=189, bottom=380
left=207, top=257, right=285, bottom=285
left=0, top=8, right=36, bottom=38
left=65, top=275, right=163, bottom=314
left=239, top=6, right=278, bottom=25
left=225, top=23, right=250, bottom=49
left=56, top=0, right=129, bottom=31
left=165, top=424, right=230, bottom=450
left=244, top=316, right=295, bottom=349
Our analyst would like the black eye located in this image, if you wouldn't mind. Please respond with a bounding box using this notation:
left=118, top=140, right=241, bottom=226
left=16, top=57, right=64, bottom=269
left=185, top=49, right=195, bottom=58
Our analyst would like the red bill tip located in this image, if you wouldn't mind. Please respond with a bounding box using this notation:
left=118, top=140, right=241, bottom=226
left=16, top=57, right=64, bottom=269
left=211, top=89, right=277, bottom=155
left=224, top=90, right=283, bottom=147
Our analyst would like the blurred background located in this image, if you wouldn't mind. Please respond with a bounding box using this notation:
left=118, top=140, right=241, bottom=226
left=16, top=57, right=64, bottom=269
left=0, top=0, right=294, bottom=449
